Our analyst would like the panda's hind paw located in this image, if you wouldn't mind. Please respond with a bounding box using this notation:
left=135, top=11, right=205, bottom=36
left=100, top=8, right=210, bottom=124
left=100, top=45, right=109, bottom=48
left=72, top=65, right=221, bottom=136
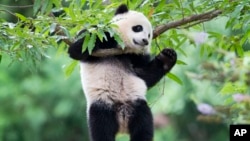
left=157, top=48, right=177, bottom=71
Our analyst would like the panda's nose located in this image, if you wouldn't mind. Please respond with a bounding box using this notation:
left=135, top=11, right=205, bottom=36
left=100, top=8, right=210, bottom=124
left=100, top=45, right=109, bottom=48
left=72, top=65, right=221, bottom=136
left=142, top=38, right=148, bottom=45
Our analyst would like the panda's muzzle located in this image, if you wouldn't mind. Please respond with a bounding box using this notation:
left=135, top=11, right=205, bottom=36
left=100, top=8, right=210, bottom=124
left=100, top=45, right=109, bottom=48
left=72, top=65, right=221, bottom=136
left=142, top=39, right=149, bottom=45
left=133, top=38, right=149, bottom=46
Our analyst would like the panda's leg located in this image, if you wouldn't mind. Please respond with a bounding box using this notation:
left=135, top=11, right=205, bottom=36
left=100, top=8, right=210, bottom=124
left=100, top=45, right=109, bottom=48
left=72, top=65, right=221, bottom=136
left=88, top=101, right=119, bottom=141
left=128, top=99, right=153, bottom=141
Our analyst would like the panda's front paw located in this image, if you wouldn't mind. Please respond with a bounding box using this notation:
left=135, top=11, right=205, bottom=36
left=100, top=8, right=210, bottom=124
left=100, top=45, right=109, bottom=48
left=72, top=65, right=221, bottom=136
left=157, top=48, right=177, bottom=70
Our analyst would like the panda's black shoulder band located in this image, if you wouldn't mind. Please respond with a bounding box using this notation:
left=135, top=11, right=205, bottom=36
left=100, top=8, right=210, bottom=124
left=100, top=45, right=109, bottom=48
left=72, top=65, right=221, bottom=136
left=115, top=4, right=129, bottom=15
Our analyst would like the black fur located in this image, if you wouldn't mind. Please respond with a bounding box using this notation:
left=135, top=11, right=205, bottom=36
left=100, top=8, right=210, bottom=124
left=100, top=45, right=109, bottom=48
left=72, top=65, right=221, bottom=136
left=132, top=48, right=177, bottom=87
left=89, top=101, right=119, bottom=141
left=68, top=31, right=118, bottom=61
left=115, top=4, right=129, bottom=15
left=89, top=100, right=153, bottom=141
left=128, top=99, right=153, bottom=141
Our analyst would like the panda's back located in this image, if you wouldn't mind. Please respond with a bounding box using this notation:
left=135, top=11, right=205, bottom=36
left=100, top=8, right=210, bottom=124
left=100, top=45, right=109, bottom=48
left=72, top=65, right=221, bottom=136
left=80, top=57, right=147, bottom=106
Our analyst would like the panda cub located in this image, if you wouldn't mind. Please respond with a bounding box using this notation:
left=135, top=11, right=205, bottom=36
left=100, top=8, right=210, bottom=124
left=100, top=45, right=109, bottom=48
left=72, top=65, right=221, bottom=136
left=68, top=4, right=177, bottom=141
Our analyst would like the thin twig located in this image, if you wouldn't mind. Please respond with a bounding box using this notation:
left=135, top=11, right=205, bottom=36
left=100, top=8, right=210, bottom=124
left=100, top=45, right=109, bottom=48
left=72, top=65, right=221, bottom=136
left=0, top=9, right=18, bottom=18
left=54, top=24, right=74, bottom=45
left=0, top=4, right=33, bottom=8
left=48, top=13, right=73, bottom=45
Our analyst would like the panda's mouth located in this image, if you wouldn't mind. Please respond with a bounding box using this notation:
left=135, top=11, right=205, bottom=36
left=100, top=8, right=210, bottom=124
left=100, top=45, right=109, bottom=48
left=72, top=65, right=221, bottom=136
left=133, top=39, right=148, bottom=47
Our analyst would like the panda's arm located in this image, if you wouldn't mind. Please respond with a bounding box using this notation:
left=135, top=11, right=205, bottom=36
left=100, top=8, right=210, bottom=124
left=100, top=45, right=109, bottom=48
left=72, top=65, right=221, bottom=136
left=68, top=30, right=118, bottom=61
left=133, top=48, right=177, bottom=88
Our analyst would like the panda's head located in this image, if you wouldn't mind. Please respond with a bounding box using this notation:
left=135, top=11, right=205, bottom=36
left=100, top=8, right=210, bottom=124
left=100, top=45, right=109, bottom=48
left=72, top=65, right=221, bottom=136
left=112, top=4, right=153, bottom=54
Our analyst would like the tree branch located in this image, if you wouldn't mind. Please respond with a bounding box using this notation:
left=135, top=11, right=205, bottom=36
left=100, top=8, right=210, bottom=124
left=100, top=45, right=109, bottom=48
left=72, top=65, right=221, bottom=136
left=152, top=9, right=222, bottom=38
left=59, top=9, right=222, bottom=57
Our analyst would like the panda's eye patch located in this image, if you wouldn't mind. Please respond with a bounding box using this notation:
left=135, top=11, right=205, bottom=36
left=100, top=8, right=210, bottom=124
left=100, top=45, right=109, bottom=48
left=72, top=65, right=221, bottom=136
left=132, top=25, right=143, bottom=32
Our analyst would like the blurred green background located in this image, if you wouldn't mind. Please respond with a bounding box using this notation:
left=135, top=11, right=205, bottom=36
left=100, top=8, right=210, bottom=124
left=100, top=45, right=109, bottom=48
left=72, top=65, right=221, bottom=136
left=0, top=44, right=229, bottom=141
left=1, top=0, right=250, bottom=141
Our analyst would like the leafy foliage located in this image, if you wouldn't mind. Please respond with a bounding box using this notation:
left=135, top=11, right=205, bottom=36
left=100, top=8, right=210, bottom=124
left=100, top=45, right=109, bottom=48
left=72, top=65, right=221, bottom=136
left=0, top=0, right=248, bottom=65
left=0, top=0, right=250, bottom=141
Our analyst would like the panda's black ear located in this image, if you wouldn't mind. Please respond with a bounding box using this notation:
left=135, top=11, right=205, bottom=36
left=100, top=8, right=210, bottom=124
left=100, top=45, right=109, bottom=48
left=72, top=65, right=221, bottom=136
left=115, top=4, right=129, bottom=15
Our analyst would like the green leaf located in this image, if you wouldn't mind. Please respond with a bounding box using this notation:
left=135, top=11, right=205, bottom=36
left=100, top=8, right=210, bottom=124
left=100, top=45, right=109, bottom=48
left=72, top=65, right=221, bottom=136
left=175, top=38, right=187, bottom=49
left=88, top=0, right=93, bottom=8
left=113, top=33, right=125, bottom=49
left=41, top=0, right=50, bottom=14
left=88, top=33, right=97, bottom=54
left=167, top=73, right=183, bottom=85
left=219, top=83, right=234, bottom=95
left=236, top=46, right=244, bottom=57
left=51, top=0, right=61, bottom=7
left=10, top=41, right=21, bottom=50
left=219, top=82, right=247, bottom=95
left=176, top=60, right=187, bottom=65
left=82, top=33, right=90, bottom=53
left=67, top=6, right=76, bottom=19
left=15, top=13, right=27, bottom=21
left=64, top=60, right=78, bottom=77
left=50, top=23, right=57, bottom=34
left=0, top=54, right=2, bottom=63
left=231, top=5, right=243, bottom=18
left=177, top=47, right=187, bottom=57
left=33, top=0, right=41, bottom=15
left=200, top=45, right=205, bottom=57
left=60, top=26, right=70, bottom=38
left=232, top=23, right=242, bottom=30
left=76, top=31, right=86, bottom=40
left=96, top=29, right=105, bottom=42
left=240, top=35, right=248, bottom=47
left=106, top=26, right=116, bottom=37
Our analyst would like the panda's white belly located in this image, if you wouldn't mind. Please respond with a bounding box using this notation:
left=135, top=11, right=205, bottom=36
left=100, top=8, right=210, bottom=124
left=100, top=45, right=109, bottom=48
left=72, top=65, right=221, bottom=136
left=79, top=59, right=147, bottom=107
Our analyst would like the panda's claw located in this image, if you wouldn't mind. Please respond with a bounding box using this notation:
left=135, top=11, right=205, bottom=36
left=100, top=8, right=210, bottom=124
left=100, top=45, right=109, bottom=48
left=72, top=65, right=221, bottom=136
left=162, top=48, right=177, bottom=62
left=157, top=48, right=177, bottom=70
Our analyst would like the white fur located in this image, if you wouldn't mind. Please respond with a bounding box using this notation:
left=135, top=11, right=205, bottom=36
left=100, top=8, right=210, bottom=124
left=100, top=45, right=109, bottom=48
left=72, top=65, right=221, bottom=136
left=80, top=58, right=147, bottom=109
